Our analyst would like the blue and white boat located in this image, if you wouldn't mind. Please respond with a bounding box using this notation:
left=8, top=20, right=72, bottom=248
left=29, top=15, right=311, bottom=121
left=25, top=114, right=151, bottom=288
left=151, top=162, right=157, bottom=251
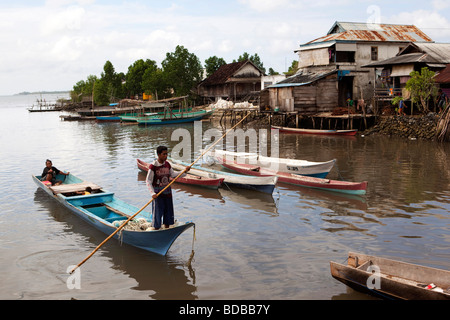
left=169, top=158, right=278, bottom=194
left=205, top=149, right=336, bottom=179
left=32, top=173, right=194, bottom=255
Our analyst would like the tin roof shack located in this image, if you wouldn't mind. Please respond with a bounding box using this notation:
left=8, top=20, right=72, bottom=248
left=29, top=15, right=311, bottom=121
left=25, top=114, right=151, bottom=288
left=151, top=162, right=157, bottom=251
left=291, top=21, right=433, bottom=110
left=262, top=70, right=338, bottom=113
left=364, top=43, right=450, bottom=97
left=197, top=60, right=265, bottom=103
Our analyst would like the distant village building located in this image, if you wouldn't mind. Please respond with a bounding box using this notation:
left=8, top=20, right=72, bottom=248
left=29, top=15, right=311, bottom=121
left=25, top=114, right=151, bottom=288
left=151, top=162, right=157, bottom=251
left=261, top=74, right=286, bottom=90
left=363, top=42, right=450, bottom=101
left=197, top=60, right=265, bottom=103
left=262, top=21, right=433, bottom=113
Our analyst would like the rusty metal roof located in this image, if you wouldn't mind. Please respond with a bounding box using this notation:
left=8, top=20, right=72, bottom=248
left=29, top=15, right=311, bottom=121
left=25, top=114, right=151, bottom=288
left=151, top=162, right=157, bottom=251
left=304, top=21, right=433, bottom=47
left=435, top=64, right=450, bottom=83
left=198, top=60, right=264, bottom=86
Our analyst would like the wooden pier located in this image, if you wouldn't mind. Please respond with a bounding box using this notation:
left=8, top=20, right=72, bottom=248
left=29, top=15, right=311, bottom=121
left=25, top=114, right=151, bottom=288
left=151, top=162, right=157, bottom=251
left=212, top=108, right=375, bottom=131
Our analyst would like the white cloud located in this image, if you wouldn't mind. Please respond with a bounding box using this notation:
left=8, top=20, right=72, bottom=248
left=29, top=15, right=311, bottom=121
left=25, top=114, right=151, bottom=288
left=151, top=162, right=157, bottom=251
left=390, top=10, right=450, bottom=41
left=40, top=6, right=86, bottom=36
left=0, top=1, right=449, bottom=95
left=238, top=0, right=292, bottom=12
left=432, top=0, right=450, bottom=10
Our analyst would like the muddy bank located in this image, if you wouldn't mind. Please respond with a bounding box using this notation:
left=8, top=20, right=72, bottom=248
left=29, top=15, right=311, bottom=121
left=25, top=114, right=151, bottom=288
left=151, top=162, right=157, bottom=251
left=363, top=114, right=439, bottom=140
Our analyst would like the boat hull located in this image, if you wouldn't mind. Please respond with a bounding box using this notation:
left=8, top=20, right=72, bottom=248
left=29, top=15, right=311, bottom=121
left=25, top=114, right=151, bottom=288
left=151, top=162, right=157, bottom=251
left=170, top=159, right=278, bottom=194
left=32, top=174, right=194, bottom=255
left=272, top=125, right=358, bottom=136
left=206, top=149, right=335, bottom=178
left=123, top=109, right=214, bottom=125
left=219, top=158, right=367, bottom=195
left=137, top=159, right=224, bottom=189
left=330, top=252, right=450, bottom=300
left=96, top=116, right=121, bottom=122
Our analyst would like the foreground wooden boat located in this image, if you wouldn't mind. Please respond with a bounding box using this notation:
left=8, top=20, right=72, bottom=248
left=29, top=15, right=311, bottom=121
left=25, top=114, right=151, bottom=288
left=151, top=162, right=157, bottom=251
left=32, top=173, right=194, bottom=255
left=169, top=158, right=278, bottom=194
left=205, top=149, right=336, bottom=179
left=330, top=252, right=450, bottom=300
left=272, top=125, right=358, bottom=136
left=137, top=158, right=224, bottom=189
left=218, top=157, right=367, bottom=195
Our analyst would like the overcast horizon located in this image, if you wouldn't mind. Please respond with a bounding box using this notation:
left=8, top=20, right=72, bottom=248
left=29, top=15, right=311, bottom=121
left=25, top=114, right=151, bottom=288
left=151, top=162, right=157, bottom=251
left=1, top=0, right=449, bottom=96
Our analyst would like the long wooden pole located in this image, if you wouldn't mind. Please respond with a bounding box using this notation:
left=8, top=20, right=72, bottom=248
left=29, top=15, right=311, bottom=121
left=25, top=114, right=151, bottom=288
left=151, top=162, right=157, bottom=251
left=70, top=112, right=251, bottom=274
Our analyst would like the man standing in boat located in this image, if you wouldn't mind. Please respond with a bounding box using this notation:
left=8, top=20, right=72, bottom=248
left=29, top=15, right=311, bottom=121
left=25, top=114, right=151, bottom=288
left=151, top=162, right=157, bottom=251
left=146, top=146, right=190, bottom=230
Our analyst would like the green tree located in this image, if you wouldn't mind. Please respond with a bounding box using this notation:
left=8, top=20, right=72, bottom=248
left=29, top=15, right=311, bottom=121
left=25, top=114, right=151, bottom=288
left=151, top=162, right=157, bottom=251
left=285, top=60, right=299, bottom=76
left=204, top=56, right=226, bottom=77
left=100, top=60, right=124, bottom=102
left=125, top=59, right=158, bottom=97
left=162, top=45, right=203, bottom=96
left=405, top=67, right=437, bottom=113
left=93, top=78, right=109, bottom=106
left=142, top=68, right=170, bottom=100
left=268, top=68, right=279, bottom=75
left=234, top=52, right=266, bottom=74
left=70, top=75, right=97, bottom=102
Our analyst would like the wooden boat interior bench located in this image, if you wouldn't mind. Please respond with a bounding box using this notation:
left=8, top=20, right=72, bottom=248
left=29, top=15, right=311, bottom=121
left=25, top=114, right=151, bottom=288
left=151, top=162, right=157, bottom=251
left=80, top=203, right=131, bottom=222
left=57, top=187, right=133, bottom=223
left=49, top=182, right=102, bottom=195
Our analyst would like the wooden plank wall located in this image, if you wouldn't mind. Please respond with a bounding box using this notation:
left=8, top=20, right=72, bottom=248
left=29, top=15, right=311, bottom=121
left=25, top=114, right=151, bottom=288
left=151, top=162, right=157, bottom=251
left=293, top=86, right=317, bottom=113
left=316, top=78, right=338, bottom=111
left=293, top=74, right=338, bottom=113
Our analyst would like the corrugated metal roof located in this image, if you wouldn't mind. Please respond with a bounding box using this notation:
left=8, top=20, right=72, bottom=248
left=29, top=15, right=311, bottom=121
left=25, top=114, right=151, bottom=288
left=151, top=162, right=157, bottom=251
left=198, top=60, right=265, bottom=86
left=363, top=52, right=428, bottom=67
left=412, top=43, right=450, bottom=63
left=303, top=21, right=432, bottom=47
left=363, top=43, right=450, bottom=68
left=435, top=64, right=450, bottom=83
left=268, top=69, right=337, bottom=88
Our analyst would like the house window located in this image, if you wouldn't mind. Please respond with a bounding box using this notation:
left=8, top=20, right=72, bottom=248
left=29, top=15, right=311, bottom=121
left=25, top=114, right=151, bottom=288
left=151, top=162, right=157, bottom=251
left=336, top=51, right=355, bottom=63
left=371, top=46, right=378, bottom=61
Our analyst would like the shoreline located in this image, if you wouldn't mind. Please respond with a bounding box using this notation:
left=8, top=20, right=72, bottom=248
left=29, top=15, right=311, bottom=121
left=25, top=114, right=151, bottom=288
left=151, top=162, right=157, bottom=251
left=362, top=114, right=439, bottom=140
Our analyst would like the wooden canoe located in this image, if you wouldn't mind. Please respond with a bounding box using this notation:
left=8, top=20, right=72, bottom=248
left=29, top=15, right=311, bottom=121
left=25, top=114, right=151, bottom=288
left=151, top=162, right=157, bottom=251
left=169, top=158, right=278, bottom=194
left=205, top=149, right=336, bottom=179
left=330, top=252, right=450, bottom=300
left=32, top=173, right=194, bottom=255
left=272, top=125, right=358, bottom=136
left=137, top=158, right=224, bottom=189
left=96, top=116, right=121, bottom=122
left=218, top=157, right=367, bottom=195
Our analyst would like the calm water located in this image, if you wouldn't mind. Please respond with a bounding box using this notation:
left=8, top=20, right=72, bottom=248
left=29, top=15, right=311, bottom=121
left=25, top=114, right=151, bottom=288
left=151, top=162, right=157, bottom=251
left=1, top=93, right=449, bottom=300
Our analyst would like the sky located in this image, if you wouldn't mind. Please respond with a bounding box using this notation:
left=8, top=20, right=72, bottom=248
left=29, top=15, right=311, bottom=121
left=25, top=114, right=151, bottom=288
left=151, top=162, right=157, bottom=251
left=1, top=0, right=450, bottom=95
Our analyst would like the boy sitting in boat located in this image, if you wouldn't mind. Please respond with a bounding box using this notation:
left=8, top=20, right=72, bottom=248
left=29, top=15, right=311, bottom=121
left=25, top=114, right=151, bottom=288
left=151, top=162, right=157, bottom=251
left=41, top=159, right=69, bottom=186
left=145, top=146, right=190, bottom=230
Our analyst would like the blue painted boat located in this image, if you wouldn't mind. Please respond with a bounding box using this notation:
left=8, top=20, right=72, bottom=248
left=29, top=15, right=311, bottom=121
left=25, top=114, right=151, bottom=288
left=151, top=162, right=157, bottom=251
left=32, top=173, right=195, bottom=255
left=122, top=108, right=214, bottom=125
left=169, top=158, right=278, bottom=194
left=96, top=116, right=121, bottom=122
left=136, top=113, right=205, bottom=125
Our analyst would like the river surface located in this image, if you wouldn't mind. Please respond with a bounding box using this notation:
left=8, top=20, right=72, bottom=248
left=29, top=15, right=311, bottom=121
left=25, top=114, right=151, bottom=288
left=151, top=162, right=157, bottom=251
left=1, top=93, right=449, bottom=300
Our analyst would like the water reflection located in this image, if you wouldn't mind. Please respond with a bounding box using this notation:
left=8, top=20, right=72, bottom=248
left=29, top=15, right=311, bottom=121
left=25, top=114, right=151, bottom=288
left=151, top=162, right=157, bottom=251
left=33, top=188, right=198, bottom=299
left=12, top=100, right=450, bottom=299
left=219, top=187, right=279, bottom=216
